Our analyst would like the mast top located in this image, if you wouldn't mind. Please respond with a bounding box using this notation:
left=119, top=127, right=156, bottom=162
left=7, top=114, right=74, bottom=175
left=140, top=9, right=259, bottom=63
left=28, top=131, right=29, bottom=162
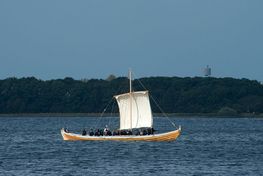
left=129, top=69, right=132, bottom=93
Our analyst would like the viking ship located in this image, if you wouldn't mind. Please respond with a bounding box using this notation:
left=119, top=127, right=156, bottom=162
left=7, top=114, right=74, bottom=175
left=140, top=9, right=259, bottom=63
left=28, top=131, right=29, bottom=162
left=61, top=70, right=181, bottom=141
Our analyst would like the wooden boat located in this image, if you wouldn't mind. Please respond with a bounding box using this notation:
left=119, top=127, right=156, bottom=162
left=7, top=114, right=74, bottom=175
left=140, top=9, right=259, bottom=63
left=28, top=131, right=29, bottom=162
left=61, top=127, right=181, bottom=141
left=61, top=70, right=181, bottom=142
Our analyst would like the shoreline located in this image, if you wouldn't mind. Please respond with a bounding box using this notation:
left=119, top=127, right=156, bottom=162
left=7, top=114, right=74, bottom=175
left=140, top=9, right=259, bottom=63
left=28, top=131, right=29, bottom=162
left=0, top=113, right=262, bottom=118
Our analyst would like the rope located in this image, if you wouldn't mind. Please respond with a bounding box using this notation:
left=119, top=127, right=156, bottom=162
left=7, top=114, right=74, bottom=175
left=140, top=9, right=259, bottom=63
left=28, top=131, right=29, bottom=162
left=149, top=95, right=178, bottom=129
left=92, top=79, right=124, bottom=130
left=93, top=98, right=114, bottom=129
left=108, top=100, right=117, bottom=128
left=133, top=72, right=179, bottom=129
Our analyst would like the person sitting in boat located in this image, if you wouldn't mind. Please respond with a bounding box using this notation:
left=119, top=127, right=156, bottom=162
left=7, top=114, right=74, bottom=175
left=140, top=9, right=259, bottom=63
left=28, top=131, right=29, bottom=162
left=82, top=129, right=87, bottom=136
left=106, top=130, right=112, bottom=136
left=103, top=125, right=109, bottom=136
left=89, top=128, right=94, bottom=136
left=112, top=130, right=118, bottom=136
left=64, top=128, right=69, bottom=133
left=104, top=125, right=109, bottom=132
left=104, top=126, right=112, bottom=136
left=133, top=129, right=140, bottom=136
left=95, top=129, right=100, bottom=136
left=120, top=130, right=126, bottom=135
left=127, top=130, right=132, bottom=135
left=99, top=129, right=104, bottom=136
left=147, top=127, right=154, bottom=135
left=139, top=129, right=147, bottom=136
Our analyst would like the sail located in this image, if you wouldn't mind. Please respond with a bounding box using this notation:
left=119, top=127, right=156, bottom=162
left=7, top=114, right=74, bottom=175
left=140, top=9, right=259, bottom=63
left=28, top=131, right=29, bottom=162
left=114, top=91, right=153, bottom=130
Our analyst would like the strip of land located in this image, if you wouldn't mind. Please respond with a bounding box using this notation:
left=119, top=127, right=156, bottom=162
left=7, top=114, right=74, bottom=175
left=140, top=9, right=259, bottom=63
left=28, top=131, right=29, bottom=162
left=1, top=76, right=263, bottom=116
left=0, top=113, right=262, bottom=118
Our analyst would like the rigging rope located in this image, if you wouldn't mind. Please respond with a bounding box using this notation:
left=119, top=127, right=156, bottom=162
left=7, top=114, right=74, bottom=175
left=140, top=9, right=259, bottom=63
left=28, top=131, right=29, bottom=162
left=93, top=97, right=114, bottom=129
left=92, top=79, right=124, bottom=130
left=133, top=72, right=179, bottom=129
left=108, top=99, right=117, bottom=129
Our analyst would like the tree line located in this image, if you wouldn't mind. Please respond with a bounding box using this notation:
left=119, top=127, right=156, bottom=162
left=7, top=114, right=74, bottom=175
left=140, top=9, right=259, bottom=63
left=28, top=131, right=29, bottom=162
left=0, top=76, right=262, bottom=114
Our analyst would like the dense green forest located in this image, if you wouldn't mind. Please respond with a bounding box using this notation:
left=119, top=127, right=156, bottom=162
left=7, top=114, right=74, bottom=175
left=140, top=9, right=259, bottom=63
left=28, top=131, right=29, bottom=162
left=0, top=76, right=263, bottom=115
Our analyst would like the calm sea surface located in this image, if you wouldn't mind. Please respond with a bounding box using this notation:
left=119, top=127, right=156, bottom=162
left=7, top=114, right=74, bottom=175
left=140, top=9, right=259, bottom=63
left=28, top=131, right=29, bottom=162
left=0, top=116, right=262, bottom=176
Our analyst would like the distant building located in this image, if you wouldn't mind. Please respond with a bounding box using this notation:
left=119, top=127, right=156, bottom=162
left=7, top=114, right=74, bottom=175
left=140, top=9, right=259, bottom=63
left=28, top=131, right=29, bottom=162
left=203, top=65, right=211, bottom=77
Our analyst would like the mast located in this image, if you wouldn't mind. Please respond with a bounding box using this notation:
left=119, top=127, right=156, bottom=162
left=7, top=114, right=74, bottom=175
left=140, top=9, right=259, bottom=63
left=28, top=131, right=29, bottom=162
left=129, top=69, right=132, bottom=129
left=129, top=69, right=132, bottom=93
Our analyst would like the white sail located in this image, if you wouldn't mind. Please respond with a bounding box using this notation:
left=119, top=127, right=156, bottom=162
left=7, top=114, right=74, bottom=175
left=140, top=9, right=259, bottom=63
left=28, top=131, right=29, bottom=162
left=115, top=91, right=153, bottom=130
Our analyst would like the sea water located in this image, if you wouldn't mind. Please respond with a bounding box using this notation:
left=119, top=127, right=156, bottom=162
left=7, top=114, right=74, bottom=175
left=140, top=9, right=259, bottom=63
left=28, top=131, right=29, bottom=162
left=0, top=117, right=262, bottom=176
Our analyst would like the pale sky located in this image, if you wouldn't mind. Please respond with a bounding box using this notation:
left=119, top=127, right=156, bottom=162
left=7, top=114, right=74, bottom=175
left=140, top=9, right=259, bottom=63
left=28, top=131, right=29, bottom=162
left=0, top=0, right=262, bottom=81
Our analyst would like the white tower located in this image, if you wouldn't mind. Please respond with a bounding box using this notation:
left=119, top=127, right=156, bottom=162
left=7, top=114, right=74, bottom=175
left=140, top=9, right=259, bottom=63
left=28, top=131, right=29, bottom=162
left=203, top=65, right=211, bottom=77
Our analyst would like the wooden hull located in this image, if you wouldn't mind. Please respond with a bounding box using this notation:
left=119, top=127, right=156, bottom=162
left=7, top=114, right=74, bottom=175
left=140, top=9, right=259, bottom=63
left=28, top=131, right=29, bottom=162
left=61, top=127, right=181, bottom=142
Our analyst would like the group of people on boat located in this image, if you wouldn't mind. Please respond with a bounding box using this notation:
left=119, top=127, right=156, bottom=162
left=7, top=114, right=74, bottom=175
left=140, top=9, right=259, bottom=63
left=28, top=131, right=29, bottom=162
left=87, top=126, right=112, bottom=136
left=64, top=126, right=155, bottom=136
left=86, top=126, right=155, bottom=136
